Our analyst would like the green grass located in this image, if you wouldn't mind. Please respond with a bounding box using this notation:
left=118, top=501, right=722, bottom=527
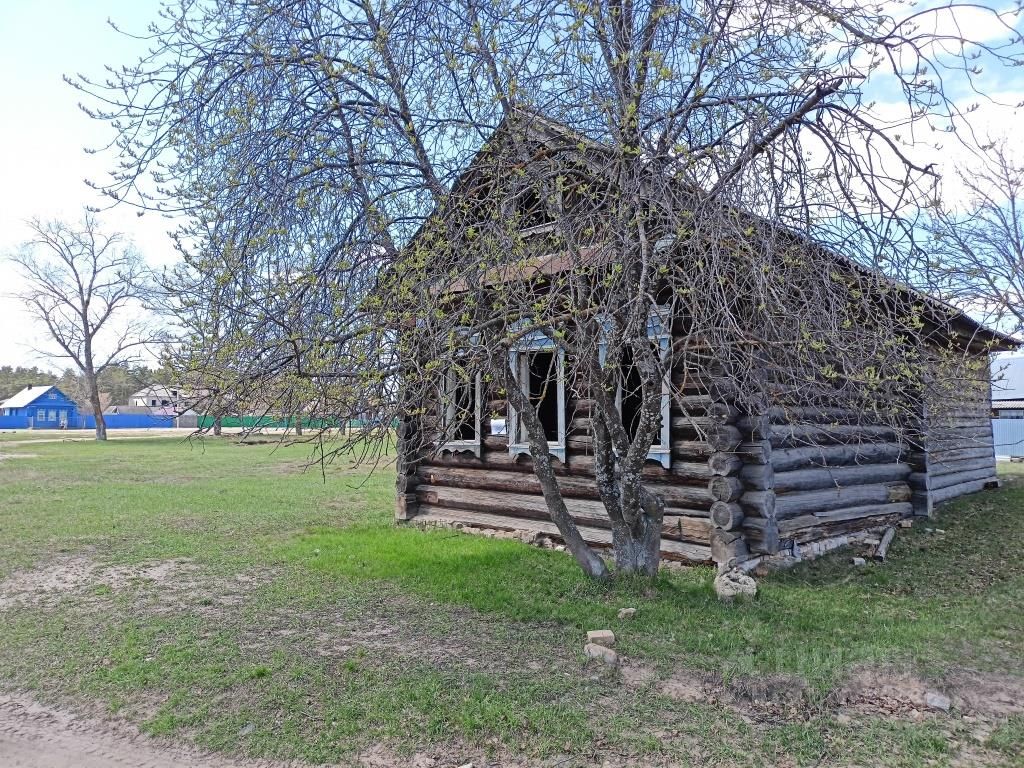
left=1, top=437, right=1022, bottom=766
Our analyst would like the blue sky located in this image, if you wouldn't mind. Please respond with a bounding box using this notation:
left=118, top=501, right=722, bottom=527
left=0, top=1, right=1021, bottom=370
left=0, top=1, right=174, bottom=369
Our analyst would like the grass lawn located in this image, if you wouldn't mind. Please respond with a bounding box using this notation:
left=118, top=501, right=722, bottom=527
left=0, top=437, right=1022, bottom=767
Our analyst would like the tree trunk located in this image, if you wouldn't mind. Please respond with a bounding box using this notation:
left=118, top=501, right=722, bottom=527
left=294, top=413, right=304, bottom=436
left=85, top=369, right=106, bottom=441
left=500, top=360, right=609, bottom=580
left=213, top=417, right=222, bottom=436
left=611, top=514, right=662, bottom=577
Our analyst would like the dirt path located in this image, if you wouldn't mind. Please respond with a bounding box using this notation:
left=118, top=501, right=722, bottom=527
left=0, top=696, right=295, bottom=768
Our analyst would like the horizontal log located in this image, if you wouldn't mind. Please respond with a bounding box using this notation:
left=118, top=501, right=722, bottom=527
left=710, top=501, right=744, bottom=530
left=926, top=455, right=995, bottom=478
left=739, top=462, right=774, bottom=490
left=911, top=466, right=998, bottom=492
left=768, top=424, right=900, bottom=449
left=415, top=485, right=712, bottom=543
left=672, top=440, right=715, bottom=459
left=774, top=482, right=911, bottom=520
left=771, top=442, right=905, bottom=472
left=787, top=510, right=906, bottom=545
left=909, top=446, right=996, bottom=465
left=773, top=463, right=911, bottom=493
left=926, top=424, right=993, bottom=440
left=736, top=414, right=771, bottom=438
left=418, top=466, right=714, bottom=508
left=779, top=502, right=913, bottom=531
left=413, top=506, right=712, bottom=561
left=483, top=435, right=509, bottom=450
left=931, top=478, right=997, bottom=505
left=663, top=514, right=715, bottom=542
left=671, top=415, right=739, bottom=433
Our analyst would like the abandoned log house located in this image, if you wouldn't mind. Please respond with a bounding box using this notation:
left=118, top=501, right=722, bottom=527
left=395, top=114, right=1018, bottom=569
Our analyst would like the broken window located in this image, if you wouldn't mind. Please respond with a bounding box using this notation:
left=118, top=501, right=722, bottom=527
left=438, top=361, right=482, bottom=457
left=599, top=307, right=672, bottom=468
left=508, top=332, right=566, bottom=462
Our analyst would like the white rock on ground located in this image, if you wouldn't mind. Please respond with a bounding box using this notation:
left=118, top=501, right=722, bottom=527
left=713, top=568, right=757, bottom=601
left=851, top=557, right=867, bottom=566
left=617, top=607, right=637, bottom=619
left=587, top=629, right=616, bottom=646
left=584, top=643, right=619, bottom=666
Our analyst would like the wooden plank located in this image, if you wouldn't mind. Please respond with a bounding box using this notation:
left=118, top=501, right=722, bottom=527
left=413, top=506, right=713, bottom=562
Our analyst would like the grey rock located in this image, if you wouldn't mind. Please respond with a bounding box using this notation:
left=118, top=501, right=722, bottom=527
left=584, top=642, right=619, bottom=666
left=851, top=557, right=867, bottom=566
left=713, top=568, right=757, bottom=601
left=617, top=607, right=637, bottom=620
left=925, top=691, right=952, bottom=712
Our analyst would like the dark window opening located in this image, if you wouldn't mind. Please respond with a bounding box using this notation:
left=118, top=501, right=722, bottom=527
left=620, top=348, right=663, bottom=444
left=449, top=377, right=477, bottom=441
left=527, top=351, right=559, bottom=442
left=620, top=350, right=644, bottom=441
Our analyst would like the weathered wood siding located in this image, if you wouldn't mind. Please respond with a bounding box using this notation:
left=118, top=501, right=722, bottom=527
left=909, top=355, right=999, bottom=512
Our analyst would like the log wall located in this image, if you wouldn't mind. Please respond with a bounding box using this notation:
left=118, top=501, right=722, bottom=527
left=910, top=356, right=1000, bottom=512
left=404, top=369, right=751, bottom=563
left=396, top=347, right=1001, bottom=568
left=735, top=405, right=913, bottom=559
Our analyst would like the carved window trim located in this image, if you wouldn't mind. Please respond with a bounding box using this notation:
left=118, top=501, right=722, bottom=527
left=598, top=306, right=672, bottom=469
left=508, top=330, right=567, bottom=463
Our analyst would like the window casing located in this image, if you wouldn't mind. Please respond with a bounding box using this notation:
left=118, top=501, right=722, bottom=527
left=37, top=408, right=46, bottom=420
left=599, top=307, right=672, bottom=469
left=437, top=369, right=483, bottom=457
left=508, top=331, right=567, bottom=463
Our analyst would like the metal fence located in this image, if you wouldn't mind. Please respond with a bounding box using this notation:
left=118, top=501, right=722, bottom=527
left=993, top=419, right=1024, bottom=458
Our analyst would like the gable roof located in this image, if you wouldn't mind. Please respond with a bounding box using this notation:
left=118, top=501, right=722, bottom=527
left=419, top=109, right=1018, bottom=352
left=993, top=356, right=1024, bottom=401
left=1, top=385, right=61, bottom=409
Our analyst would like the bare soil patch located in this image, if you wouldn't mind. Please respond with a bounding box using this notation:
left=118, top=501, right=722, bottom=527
left=0, top=555, right=200, bottom=610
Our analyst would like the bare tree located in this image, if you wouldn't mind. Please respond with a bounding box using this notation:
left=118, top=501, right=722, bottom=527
left=77, top=0, right=1023, bottom=577
left=11, top=215, right=153, bottom=440
left=927, top=141, right=1024, bottom=335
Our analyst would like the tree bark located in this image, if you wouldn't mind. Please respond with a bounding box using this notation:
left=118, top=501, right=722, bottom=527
left=84, top=363, right=106, bottom=441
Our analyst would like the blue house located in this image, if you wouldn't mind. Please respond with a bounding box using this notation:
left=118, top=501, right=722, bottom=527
left=0, top=385, right=79, bottom=429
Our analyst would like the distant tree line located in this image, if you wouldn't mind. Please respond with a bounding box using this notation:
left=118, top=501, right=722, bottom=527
left=0, top=363, right=173, bottom=407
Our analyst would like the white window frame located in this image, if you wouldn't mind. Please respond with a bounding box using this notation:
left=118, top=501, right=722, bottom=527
left=598, top=307, right=672, bottom=469
left=437, top=369, right=483, bottom=457
left=37, top=408, right=46, bottom=420
left=508, top=330, right=567, bottom=463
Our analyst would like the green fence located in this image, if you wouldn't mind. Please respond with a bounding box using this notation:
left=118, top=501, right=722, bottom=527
left=196, top=415, right=350, bottom=429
